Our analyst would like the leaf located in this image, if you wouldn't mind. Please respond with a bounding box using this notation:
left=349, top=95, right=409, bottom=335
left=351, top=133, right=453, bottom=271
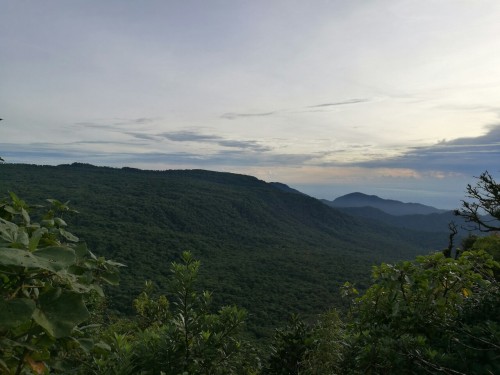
left=59, top=228, right=79, bottom=242
left=0, top=298, right=36, bottom=329
left=0, top=246, right=76, bottom=272
left=33, top=246, right=76, bottom=271
left=29, top=227, right=48, bottom=251
left=54, top=217, right=67, bottom=227
left=21, top=208, right=30, bottom=225
left=0, top=219, right=20, bottom=243
left=3, top=205, right=18, bottom=214
left=33, top=288, right=89, bottom=338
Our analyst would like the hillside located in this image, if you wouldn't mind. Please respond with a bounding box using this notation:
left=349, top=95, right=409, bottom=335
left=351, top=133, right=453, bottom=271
left=0, top=163, right=449, bottom=338
left=325, top=192, right=447, bottom=215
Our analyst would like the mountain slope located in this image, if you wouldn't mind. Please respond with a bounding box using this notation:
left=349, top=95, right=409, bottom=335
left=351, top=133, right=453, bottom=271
left=325, top=192, right=447, bottom=215
left=0, top=163, right=448, bottom=338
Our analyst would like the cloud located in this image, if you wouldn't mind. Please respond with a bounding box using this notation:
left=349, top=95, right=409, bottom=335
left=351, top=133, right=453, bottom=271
left=75, top=117, right=158, bottom=130
left=159, top=131, right=220, bottom=142
left=220, top=98, right=369, bottom=119
left=353, top=124, right=500, bottom=175
left=218, top=140, right=271, bottom=152
left=127, top=130, right=272, bottom=153
left=220, top=112, right=275, bottom=120
left=125, top=132, right=158, bottom=141
left=307, top=98, right=369, bottom=108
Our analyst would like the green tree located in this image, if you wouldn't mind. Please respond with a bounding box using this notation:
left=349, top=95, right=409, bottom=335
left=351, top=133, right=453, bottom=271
left=265, top=314, right=313, bottom=375
left=0, top=193, right=124, bottom=374
left=344, top=248, right=499, bottom=374
left=107, top=252, right=258, bottom=375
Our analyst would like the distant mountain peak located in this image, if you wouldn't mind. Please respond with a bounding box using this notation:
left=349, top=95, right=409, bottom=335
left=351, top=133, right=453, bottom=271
left=327, top=192, right=446, bottom=216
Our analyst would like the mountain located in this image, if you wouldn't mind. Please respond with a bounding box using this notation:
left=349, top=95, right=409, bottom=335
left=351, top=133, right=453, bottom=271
left=269, top=182, right=305, bottom=195
left=325, top=192, right=448, bottom=216
left=332, top=206, right=469, bottom=233
left=0, top=163, right=449, bottom=339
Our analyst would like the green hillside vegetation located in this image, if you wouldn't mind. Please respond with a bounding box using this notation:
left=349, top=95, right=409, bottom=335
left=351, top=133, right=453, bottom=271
left=0, top=163, right=448, bottom=339
left=1, top=167, right=499, bottom=374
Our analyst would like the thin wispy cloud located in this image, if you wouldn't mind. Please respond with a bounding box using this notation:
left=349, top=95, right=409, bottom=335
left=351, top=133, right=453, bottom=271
left=159, top=131, right=220, bottom=142
left=307, top=99, right=369, bottom=108
left=220, top=112, right=275, bottom=120
left=126, top=130, right=272, bottom=153
left=221, top=98, right=369, bottom=119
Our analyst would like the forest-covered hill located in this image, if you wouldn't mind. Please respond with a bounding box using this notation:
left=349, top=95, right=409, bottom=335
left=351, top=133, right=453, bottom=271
left=0, top=163, right=450, bottom=338
left=325, top=192, right=447, bottom=215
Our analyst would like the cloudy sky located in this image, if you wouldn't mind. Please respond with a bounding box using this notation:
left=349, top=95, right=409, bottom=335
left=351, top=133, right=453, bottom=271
left=1, top=0, right=500, bottom=208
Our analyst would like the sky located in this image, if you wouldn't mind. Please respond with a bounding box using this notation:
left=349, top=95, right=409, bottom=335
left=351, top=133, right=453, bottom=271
left=1, top=0, right=500, bottom=209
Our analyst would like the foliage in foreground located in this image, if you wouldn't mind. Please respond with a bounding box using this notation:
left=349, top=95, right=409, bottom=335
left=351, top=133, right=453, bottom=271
left=87, top=251, right=259, bottom=375
left=0, top=193, right=123, bottom=374
left=264, top=241, right=500, bottom=374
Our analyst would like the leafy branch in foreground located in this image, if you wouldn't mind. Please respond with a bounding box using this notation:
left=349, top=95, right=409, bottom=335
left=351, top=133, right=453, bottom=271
left=0, top=193, right=124, bottom=374
left=91, top=251, right=258, bottom=375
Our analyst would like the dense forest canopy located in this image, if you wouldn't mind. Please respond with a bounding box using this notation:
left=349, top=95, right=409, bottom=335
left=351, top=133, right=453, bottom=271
left=0, top=163, right=449, bottom=337
left=1, top=164, right=499, bottom=374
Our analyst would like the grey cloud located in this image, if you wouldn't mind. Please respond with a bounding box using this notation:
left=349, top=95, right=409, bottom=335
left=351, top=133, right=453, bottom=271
left=76, top=117, right=157, bottom=130
left=352, top=124, right=500, bottom=175
left=218, top=140, right=272, bottom=152
left=221, top=112, right=275, bottom=120
left=74, top=122, right=119, bottom=130
left=221, top=98, right=369, bottom=119
left=126, top=132, right=159, bottom=141
left=159, top=131, right=220, bottom=142
left=156, top=131, right=272, bottom=152
left=1, top=141, right=311, bottom=169
left=133, top=117, right=155, bottom=124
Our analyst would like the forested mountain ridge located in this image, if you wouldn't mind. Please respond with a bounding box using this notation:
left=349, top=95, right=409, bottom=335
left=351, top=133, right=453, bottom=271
left=325, top=191, right=448, bottom=215
left=332, top=206, right=465, bottom=233
left=0, top=163, right=448, bottom=338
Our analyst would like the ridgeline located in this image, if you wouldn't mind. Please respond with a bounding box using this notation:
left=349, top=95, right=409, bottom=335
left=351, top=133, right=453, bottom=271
left=0, top=163, right=447, bottom=338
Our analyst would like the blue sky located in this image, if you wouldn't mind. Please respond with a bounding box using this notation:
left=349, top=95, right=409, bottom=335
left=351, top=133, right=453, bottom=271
left=1, top=0, right=500, bottom=208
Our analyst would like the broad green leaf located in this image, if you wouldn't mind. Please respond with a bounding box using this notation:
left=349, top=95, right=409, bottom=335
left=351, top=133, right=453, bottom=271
left=0, top=298, right=36, bottom=329
left=54, top=217, right=67, bottom=227
left=33, top=246, right=76, bottom=271
left=0, top=219, right=19, bottom=243
left=29, top=227, right=48, bottom=251
left=16, top=227, right=30, bottom=248
left=73, top=242, right=89, bottom=259
left=33, top=288, right=89, bottom=338
left=0, top=247, right=45, bottom=269
left=59, top=228, right=78, bottom=242
left=21, top=208, right=30, bottom=225
left=3, top=205, right=18, bottom=214
left=0, top=246, right=76, bottom=272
